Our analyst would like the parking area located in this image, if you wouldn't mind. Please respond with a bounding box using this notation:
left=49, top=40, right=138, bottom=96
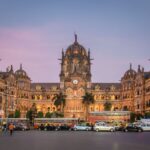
left=0, top=131, right=150, bottom=150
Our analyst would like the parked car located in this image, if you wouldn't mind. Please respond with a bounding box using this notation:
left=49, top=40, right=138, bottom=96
left=34, top=124, right=39, bottom=130
left=114, top=123, right=126, bottom=131
left=46, top=124, right=56, bottom=131
left=14, top=123, right=30, bottom=131
left=39, top=124, right=45, bottom=131
left=140, top=124, right=150, bottom=131
left=94, top=123, right=115, bottom=132
left=55, top=124, right=71, bottom=131
left=123, top=124, right=143, bottom=132
left=73, top=124, right=91, bottom=131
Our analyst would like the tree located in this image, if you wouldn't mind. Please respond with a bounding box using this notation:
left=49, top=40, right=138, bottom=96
left=130, top=112, right=136, bottom=123
left=31, top=103, right=37, bottom=119
left=55, top=112, right=64, bottom=118
left=136, top=113, right=144, bottom=120
left=53, top=93, right=66, bottom=112
left=8, top=113, right=14, bottom=118
left=82, top=92, right=94, bottom=121
left=26, top=104, right=37, bottom=125
left=104, top=101, right=112, bottom=111
left=45, top=112, right=52, bottom=118
left=14, top=109, right=21, bottom=118
left=37, top=111, right=44, bottom=118
left=130, top=112, right=144, bottom=122
left=26, top=110, right=33, bottom=124
left=145, top=112, right=150, bottom=118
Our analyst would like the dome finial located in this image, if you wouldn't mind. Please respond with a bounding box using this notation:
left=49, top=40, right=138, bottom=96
left=20, top=64, right=22, bottom=70
left=130, top=63, right=132, bottom=70
left=74, top=33, right=77, bottom=43
left=62, top=48, right=64, bottom=57
left=10, top=65, right=13, bottom=72
left=138, top=65, right=141, bottom=72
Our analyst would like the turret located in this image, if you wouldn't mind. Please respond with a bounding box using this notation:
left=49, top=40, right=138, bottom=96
left=138, top=65, right=141, bottom=73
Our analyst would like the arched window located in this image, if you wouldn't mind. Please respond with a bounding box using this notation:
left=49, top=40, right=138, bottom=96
left=32, top=95, right=35, bottom=100
left=123, top=106, right=128, bottom=111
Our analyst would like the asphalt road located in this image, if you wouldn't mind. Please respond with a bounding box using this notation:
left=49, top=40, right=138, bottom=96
left=0, top=131, right=150, bottom=150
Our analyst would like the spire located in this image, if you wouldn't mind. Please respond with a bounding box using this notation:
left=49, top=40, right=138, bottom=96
left=62, top=48, right=64, bottom=54
left=62, top=48, right=64, bottom=58
left=74, top=33, right=77, bottom=43
left=10, top=65, right=13, bottom=73
left=20, top=64, right=22, bottom=70
left=88, top=48, right=91, bottom=58
left=138, top=65, right=141, bottom=72
left=11, top=65, right=13, bottom=71
left=130, top=63, right=132, bottom=70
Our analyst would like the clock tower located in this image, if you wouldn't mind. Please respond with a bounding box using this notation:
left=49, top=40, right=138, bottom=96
left=60, top=34, right=92, bottom=119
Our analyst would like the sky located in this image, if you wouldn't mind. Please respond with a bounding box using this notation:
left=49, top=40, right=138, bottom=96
left=0, top=0, right=150, bottom=83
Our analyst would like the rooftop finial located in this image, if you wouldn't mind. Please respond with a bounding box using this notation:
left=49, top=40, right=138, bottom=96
left=9, top=65, right=13, bottom=73
left=88, top=48, right=91, bottom=57
left=138, top=65, right=141, bottom=72
left=74, top=33, right=77, bottom=43
left=10, top=65, right=13, bottom=71
left=62, top=48, right=64, bottom=57
left=130, top=63, right=132, bottom=70
left=20, top=64, right=22, bottom=70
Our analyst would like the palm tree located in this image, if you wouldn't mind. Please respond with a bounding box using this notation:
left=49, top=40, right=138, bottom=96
left=37, top=111, right=44, bottom=118
left=82, top=92, right=94, bottom=121
left=14, top=109, right=21, bottom=118
left=53, top=92, right=66, bottom=112
left=104, top=101, right=112, bottom=111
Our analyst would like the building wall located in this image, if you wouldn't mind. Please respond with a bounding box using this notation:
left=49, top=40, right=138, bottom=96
left=0, top=39, right=149, bottom=120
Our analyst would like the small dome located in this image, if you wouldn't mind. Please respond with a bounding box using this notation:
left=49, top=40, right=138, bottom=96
left=65, top=34, right=87, bottom=57
left=123, top=64, right=136, bottom=79
left=15, top=64, right=29, bottom=79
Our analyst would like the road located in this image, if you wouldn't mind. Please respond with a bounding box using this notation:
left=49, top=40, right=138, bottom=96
left=0, top=131, right=150, bottom=150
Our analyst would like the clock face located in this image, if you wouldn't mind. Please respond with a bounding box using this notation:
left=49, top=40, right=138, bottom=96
left=73, top=79, right=78, bottom=84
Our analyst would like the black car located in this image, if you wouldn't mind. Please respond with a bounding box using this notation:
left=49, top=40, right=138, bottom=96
left=55, top=124, right=71, bottom=131
left=123, top=124, right=143, bottom=132
left=39, top=124, right=45, bottom=131
left=46, top=124, right=56, bottom=131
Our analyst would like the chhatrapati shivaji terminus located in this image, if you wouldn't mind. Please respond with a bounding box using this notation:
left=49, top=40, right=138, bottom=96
left=0, top=34, right=150, bottom=122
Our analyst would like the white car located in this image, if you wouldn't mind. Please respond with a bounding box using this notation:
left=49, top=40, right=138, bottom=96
left=140, top=124, right=150, bottom=131
left=94, top=123, right=115, bottom=132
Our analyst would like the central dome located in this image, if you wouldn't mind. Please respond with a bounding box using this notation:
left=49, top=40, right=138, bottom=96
left=65, top=34, right=87, bottom=56
left=123, top=64, right=136, bottom=80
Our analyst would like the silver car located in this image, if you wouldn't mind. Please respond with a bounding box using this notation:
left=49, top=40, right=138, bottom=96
left=94, top=123, right=115, bottom=132
left=140, top=124, right=150, bottom=131
left=73, top=124, right=91, bottom=131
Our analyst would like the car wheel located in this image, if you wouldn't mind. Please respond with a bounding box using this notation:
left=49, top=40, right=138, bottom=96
left=110, top=128, right=114, bottom=132
left=138, top=129, right=142, bottom=132
left=125, top=129, right=128, bottom=132
left=74, top=128, right=77, bottom=131
left=96, top=128, right=99, bottom=132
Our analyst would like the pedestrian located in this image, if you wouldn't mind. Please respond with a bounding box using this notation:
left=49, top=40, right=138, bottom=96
left=9, top=123, right=14, bottom=136
left=3, top=123, right=7, bottom=134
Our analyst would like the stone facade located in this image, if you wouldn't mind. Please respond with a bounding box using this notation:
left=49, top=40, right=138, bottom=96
left=0, top=35, right=150, bottom=120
